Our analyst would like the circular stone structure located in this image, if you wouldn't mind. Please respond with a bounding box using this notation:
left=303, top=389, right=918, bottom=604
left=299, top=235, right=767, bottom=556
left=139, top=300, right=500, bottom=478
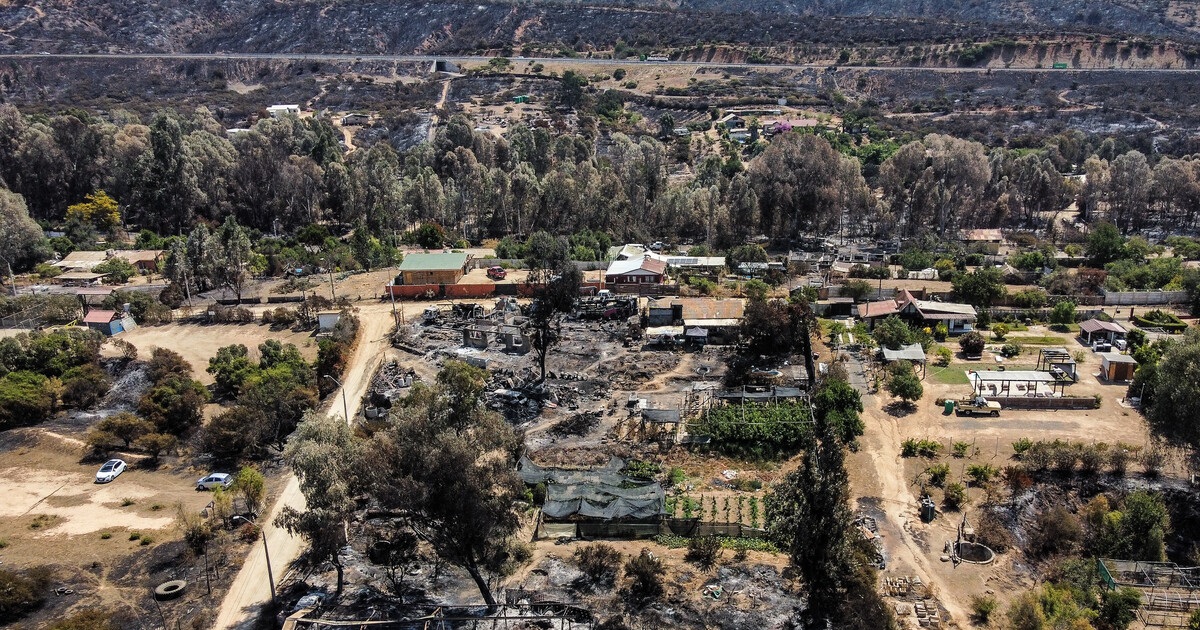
left=954, top=541, right=995, bottom=564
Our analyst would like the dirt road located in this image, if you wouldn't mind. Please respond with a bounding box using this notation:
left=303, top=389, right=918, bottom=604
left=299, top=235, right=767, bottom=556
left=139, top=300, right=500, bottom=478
left=213, top=301, right=399, bottom=629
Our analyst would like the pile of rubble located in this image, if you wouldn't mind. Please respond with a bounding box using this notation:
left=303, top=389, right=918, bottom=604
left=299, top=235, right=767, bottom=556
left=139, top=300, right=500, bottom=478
left=367, top=361, right=418, bottom=405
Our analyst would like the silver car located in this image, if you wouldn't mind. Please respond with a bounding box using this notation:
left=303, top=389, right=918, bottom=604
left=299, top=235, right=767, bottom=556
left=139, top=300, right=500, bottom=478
left=95, top=459, right=127, bottom=483
left=196, top=473, right=233, bottom=491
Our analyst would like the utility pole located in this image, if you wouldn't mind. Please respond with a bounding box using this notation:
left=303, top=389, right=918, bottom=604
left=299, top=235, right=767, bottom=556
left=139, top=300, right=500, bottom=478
left=323, top=375, right=350, bottom=423
left=232, top=515, right=275, bottom=602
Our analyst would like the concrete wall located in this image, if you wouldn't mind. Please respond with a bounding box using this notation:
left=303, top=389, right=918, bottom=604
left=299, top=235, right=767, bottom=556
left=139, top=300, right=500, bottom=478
left=1102, top=289, right=1189, bottom=306
left=992, top=396, right=1098, bottom=410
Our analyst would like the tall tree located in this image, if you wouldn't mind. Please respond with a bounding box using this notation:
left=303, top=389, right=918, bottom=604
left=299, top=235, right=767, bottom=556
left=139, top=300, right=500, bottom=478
left=0, top=188, right=44, bottom=293
left=214, top=217, right=253, bottom=301
left=523, top=231, right=579, bottom=380
left=359, top=362, right=524, bottom=611
left=277, top=411, right=359, bottom=594
left=766, top=396, right=854, bottom=626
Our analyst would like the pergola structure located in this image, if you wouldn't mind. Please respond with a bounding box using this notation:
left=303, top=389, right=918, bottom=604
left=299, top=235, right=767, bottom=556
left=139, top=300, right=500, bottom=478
left=1035, top=347, right=1078, bottom=383
left=881, top=343, right=927, bottom=379
left=968, top=370, right=1068, bottom=398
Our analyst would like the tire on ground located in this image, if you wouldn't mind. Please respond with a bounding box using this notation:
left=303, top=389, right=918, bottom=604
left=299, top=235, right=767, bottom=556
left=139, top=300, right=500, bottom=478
left=154, top=579, right=187, bottom=601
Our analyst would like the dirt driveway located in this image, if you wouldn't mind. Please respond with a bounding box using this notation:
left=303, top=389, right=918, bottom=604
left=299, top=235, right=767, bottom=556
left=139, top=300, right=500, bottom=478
left=846, top=331, right=1153, bottom=625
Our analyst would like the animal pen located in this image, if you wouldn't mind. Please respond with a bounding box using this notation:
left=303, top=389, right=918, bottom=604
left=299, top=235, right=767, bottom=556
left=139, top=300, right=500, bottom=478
left=1098, top=559, right=1200, bottom=627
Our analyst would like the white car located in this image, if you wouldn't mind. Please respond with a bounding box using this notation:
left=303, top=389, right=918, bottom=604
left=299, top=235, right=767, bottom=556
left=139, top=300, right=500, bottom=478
left=196, top=473, right=233, bottom=491
left=95, top=459, right=127, bottom=484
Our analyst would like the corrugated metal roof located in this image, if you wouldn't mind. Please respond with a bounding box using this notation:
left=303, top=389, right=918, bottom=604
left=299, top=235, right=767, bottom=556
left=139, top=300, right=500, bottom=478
left=398, top=252, right=470, bottom=272
left=83, top=310, right=117, bottom=323
left=1079, top=318, right=1127, bottom=334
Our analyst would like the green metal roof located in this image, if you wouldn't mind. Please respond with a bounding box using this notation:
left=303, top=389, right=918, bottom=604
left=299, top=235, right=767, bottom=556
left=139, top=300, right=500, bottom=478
left=398, top=252, right=470, bottom=271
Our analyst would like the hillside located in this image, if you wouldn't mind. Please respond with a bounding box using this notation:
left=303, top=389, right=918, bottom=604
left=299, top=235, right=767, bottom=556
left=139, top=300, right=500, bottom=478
left=0, top=0, right=1195, bottom=57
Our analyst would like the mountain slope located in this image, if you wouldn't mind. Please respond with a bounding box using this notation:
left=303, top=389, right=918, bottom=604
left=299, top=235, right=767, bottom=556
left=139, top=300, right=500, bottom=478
left=0, top=0, right=1193, bottom=55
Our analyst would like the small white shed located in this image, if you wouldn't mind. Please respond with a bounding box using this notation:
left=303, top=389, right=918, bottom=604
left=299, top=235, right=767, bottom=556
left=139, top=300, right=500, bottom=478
left=317, top=311, right=341, bottom=332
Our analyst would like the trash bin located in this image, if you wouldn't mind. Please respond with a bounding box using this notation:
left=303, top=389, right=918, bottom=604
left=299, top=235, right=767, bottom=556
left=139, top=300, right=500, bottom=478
left=944, top=399, right=955, bottom=415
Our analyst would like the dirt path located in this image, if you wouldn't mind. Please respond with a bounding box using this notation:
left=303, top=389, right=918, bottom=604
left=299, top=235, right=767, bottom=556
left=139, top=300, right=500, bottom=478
left=861, top=398, right=970, bottom=626
left=428, top=78, right=452, bottom=142
left=213, top=302, right=398, bottom=629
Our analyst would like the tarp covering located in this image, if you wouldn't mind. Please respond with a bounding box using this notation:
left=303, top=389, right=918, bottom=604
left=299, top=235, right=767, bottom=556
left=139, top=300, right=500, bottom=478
left=641, top=408, right=681, bottom=424
left=518, top=455, right=665, bottom=520
left=543, top=483, right=665, bottom=520
left=715, top=386, right=805, bottom=402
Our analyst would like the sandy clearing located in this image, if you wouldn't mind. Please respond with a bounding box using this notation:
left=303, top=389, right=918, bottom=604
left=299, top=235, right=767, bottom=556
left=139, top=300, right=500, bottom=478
left=118, top=323, right=320, bottom=386
left=0, top=466, right=187, bottom=535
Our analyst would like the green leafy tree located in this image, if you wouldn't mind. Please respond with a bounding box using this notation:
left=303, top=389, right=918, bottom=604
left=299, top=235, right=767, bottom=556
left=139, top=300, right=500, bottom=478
left=1050, top=300, right=1077, bottom=326
left=91, top=412, right=154, bottom=448
left=841, top=279, right=874, bottom=302
left=360, top=362, right=526, bottom=611
left=766, top=404, right=854, bottom=626
left=885, top=361, right=924, bottom=406
left=1098, top=587, right=1142, bottom=630
left=413, top=222, right=446, bottom=249
left=207, top=344, right=256, bottom=398
left=811, top=377, right=865, bottom=444
left=959, top=331, right=985, bottom=356
left=1087, top=222, right=1126, bottom=266
left=872, top=315, right=915, bottom=350
left=951, top=266, right=1007, bottom=308
left=1142, top=329, right=1200, bottom=447
left=92, top=257, right=137, bottom=284
left=232, top=466, right=266, bottom=516
left=744, top=278, right=770, bottom=302
left=277, top=412, right=358, bottom=594
left=0, top=371, right=54, bottom=429
left=0, top=187, right=47, bottom=291
left=137, top=375, right=209, bottom=436
left=214, top=216, right=253, bottom=301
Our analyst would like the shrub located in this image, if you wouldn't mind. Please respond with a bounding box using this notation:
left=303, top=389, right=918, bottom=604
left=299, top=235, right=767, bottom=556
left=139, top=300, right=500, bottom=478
left=958, top=331, right=985, bottom=356
left=991, top=323, right=1010, bottom=340
left=952, top=441, right=971, bottom=458
left=971, top=594, right=998, bottom=623
left=966, top=463, right=998, bottom=486
left=901, top=438, right=942, bottom=458
left=1024, top=442, right=1053, bottom=471
left=926, top=463, right=951, bottom=487
left=667, top=467, right=686, bottom=486
left=943, top=482, right=968, bottom=510
left=623, top=549, right=665, bottom=603
left=1000, top=342, right=1022, bottom=358
left=1078, top=444, right=1105, bottom=475
left=0, top=566, right=52, bottom=624
left=1050, top=442, right=1079, bottom=474
left=685, top=535, right=723, bottom=568
left=1012, top=437, right=1034, bottom=457
left=1030, top=505, right=1082, bottom=557
left=1108, top=445, right=1132, bottom=476
left=574, top=543, right=623, bottom=587
left=1098, top=587, right=1143, bottom=629
left=934, top=346, right=952, bottom=366
left=1142, top=448, right=1166, bottom=477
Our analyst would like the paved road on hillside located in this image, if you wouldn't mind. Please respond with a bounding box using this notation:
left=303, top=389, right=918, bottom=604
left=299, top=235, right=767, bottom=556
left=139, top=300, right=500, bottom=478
left=212, top=302, right=398, bottom=630
left=4, top=52, right=1199, bottom=73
